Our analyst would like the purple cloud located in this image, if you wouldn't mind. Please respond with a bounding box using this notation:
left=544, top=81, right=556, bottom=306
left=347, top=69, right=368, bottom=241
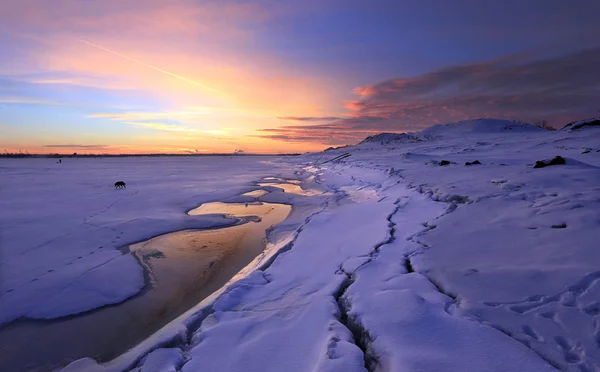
left=261, top=47, right=600, bottom=145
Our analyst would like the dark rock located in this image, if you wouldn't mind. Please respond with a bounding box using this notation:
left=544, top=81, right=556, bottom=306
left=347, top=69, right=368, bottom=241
left=147, top=250, right=166, bottom=259
left=465, top=160, right=481, bottom=166
left=551, top=223, right=567, bottom=229
left=533, top=156, right=566, bottom=168
left=439, top=160, right=451, bottom=166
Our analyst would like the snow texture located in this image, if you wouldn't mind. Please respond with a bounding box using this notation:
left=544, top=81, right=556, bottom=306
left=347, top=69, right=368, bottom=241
left=3, top=119, right=599, bottom=372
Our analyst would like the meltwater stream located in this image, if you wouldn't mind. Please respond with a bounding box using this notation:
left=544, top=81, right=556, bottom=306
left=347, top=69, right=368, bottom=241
left=0, top=187, right=293, bottom=372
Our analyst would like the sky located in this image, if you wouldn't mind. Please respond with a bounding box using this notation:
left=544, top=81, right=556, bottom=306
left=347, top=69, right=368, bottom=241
left=1, top=0, right=599, bottom=154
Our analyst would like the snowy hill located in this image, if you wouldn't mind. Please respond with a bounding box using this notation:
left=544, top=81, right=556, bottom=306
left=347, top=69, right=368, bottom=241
left=358, top=119, right=543, bottom=148
left=561, top=117, right=600, bottom=131
left=420, top=118, right=542, bottom=137
left=360, top=132, right=422, bottom=145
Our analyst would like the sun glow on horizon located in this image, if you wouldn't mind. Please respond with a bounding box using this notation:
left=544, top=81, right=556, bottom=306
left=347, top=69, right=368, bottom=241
left=2, top=1, right=598, bottom=154
left=0, top=1, right=342, bottom=155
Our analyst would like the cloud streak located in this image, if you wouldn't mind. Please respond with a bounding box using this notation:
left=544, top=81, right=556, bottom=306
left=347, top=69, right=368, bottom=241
left=0, top=96, right=63, bottom=106
left=262, top=47, right=600, bottom=145
left=77, top=39, right=222, bottom=94
left=43, top=144, right=109, bottom=149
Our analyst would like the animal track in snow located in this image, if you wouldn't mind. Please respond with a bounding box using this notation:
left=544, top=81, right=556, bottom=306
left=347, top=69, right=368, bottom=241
left=485, top=271, right=600, bottom=314
left=522, top=325, right=543, bottom=341
left=583, top=302, right=600, bottom=316
left=479, top=272, right=600, bottom=370
left=554, top=336, right=583, bottom=364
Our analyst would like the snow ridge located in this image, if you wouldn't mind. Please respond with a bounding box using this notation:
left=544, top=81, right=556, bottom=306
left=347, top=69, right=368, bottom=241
left=561, top=117, right=600, bottom=131
left=334, top=198, right=405, bottom=371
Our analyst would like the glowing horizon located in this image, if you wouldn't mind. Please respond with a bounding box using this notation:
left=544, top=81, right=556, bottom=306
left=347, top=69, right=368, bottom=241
left=1, top=1, right=599, bottom=154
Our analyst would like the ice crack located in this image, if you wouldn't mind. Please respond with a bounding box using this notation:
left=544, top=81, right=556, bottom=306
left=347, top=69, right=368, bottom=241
left=331, top=198, right=406, bottom=372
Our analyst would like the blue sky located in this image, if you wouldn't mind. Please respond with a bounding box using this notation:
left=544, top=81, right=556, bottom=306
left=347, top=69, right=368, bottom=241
left=1, top=0, right=599, bottom=153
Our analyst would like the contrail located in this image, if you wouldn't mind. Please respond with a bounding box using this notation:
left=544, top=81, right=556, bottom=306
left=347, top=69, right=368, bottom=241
left=78, top=39, right=221, bottom=93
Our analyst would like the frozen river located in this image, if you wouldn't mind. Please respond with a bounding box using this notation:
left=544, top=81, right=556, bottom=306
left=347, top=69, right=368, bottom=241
left=0, top=156, right=321, bottom=371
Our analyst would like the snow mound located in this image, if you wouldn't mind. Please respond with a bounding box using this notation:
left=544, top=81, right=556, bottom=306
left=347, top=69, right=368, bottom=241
left=360, top=132, right=422, bottom=145
left=357, top=119, right=542, bottom=147
left=561, top=117, right=600, bottom=131
left=420, top=118, right=542, bottom=137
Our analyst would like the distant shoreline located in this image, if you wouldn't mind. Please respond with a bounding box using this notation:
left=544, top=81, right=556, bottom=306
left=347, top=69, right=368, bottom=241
left=0, top=153, right=302, bottom=159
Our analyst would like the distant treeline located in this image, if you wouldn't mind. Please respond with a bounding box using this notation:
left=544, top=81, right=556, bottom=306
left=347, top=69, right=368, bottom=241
left=1, top=152, right=301, bottom=159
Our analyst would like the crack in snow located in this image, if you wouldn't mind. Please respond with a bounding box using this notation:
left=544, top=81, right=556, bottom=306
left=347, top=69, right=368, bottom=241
left=331, top=198, right=406, bottom=372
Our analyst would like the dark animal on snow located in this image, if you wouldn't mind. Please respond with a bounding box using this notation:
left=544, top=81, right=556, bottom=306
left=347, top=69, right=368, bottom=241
left=115, top=181, right=126, bottom=189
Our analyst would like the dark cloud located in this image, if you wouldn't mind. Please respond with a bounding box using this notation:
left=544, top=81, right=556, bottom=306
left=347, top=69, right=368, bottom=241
left=276, top=116, right=344, bottom=122
left=255, top=128, right=367, bottom=146
left=262, top=47, right=600, bottom=145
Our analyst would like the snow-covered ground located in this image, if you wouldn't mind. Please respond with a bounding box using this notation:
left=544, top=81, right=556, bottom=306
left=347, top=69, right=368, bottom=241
left=0, top=157, right=300, bottom=326
left=2, top=120, right=599, bottom=372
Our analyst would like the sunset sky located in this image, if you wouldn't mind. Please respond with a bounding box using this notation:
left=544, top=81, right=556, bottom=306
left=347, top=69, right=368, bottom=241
left=1, top=0, right=599, bottom=154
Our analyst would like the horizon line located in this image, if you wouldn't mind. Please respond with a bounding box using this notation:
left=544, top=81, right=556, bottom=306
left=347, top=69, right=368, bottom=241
left=0, top=152, right=303, bottom=158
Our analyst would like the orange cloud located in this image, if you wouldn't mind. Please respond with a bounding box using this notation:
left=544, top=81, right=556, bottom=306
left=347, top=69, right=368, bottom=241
left=124, top=121, right=196, bottom=133
left=1, top=0, right=340, bottom=154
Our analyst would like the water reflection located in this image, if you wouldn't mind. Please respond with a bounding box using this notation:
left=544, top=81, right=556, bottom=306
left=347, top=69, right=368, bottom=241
left=242, top=189, right=269, bottom=198
left=0, top=198, right=291, bottom=372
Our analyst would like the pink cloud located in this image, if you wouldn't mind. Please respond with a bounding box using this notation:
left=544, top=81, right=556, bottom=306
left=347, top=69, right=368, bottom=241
left=262, top=48, right=600, bottom=145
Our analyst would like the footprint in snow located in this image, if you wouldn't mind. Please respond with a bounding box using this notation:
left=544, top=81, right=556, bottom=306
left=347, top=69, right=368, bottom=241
left=554, top=336, right=583, bottom=364
left=522, top=325, right=543, bottom=341
left=583, top=302, right=600, bottom=316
